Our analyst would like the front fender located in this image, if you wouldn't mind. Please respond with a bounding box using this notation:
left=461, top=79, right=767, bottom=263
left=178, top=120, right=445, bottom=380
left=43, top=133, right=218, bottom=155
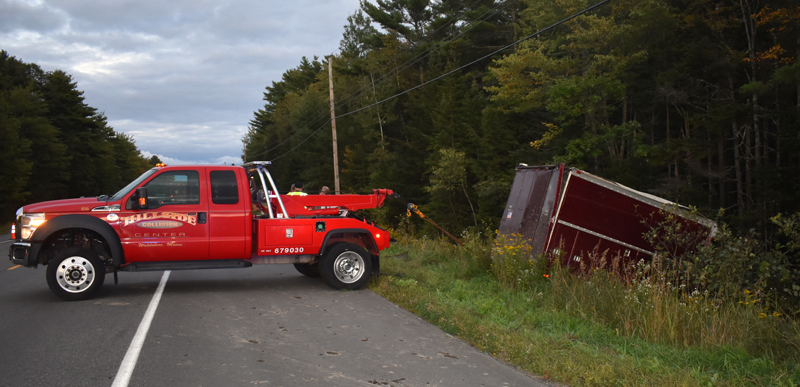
left=30, top=214, right=124, bottom=267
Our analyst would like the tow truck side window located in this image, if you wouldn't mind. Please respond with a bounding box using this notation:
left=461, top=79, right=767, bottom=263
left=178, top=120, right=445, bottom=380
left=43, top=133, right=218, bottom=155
left=210, top=170, right=239, bottom=204
left=144, top=171, right=200, bottom=208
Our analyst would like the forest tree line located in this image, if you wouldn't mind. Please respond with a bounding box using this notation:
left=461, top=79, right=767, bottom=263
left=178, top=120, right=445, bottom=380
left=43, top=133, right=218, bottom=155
left=244, top=0, right=800, bottom=237
left=0, top=51, right=152, bottom=221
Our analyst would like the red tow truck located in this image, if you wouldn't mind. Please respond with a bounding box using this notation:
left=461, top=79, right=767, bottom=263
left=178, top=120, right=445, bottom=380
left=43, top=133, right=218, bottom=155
left=9, top=161, right=393, bottom=301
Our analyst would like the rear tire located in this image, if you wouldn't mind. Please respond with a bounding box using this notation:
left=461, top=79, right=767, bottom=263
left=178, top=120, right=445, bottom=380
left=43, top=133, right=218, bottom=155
left=293, top=262, right=320, bottom=277
left=46, top=247, right=106, bottom=301
left=320, top=243, right=372, bottom=290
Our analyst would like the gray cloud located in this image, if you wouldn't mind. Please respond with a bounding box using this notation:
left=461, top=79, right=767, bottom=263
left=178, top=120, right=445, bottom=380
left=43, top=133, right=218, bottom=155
left=3, top=0, right=361, bottom=164
left=0, top=0, right=67, bottom=33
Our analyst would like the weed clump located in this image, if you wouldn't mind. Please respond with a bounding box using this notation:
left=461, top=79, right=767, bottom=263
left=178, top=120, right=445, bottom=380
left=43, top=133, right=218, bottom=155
left=490, top=233, right=546, bottom=290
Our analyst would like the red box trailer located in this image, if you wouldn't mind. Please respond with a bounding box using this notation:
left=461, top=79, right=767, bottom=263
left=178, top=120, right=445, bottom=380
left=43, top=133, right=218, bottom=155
left=498, top=164, right=716, bottom=269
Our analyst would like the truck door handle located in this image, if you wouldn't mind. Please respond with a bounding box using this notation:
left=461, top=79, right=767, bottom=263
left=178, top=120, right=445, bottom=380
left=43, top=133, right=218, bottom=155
left=198, top=212, right=207, bottom=224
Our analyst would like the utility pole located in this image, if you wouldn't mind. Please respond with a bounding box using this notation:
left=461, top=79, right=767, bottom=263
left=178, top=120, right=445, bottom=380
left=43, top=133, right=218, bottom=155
left=328, top=56, right=340, bottom=195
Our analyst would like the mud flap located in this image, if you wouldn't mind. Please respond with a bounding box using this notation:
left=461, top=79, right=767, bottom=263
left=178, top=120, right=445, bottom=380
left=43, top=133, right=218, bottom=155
left=371, top=255, right=380, bottom=275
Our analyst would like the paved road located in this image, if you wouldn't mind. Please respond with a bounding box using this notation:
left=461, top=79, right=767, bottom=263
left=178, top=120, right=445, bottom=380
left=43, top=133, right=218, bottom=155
left=1, top=234, right=548, bottom=387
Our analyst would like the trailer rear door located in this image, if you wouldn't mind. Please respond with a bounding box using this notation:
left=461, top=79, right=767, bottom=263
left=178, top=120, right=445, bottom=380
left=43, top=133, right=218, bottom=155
left=498, top=164, right=563, bottom=254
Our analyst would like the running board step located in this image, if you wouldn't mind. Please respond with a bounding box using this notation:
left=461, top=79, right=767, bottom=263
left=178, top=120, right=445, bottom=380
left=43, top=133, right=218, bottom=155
left=119, top=259, right=252, bottom=272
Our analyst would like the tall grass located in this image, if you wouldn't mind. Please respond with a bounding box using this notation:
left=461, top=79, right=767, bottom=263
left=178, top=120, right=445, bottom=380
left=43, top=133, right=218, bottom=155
left=488, top=213, right=800, bottom=358
left=370, top=226, right=800, bottom=386
left=544, top=253, right=799, bottom=357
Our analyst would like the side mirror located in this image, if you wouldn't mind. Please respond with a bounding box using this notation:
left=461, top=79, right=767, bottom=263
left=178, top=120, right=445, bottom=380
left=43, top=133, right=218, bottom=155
left=132, top=187, right=149, bottom=210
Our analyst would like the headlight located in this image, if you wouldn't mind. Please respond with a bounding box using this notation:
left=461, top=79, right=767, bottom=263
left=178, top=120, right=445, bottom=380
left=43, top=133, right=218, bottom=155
left=19, top=213, right=46, bottom=240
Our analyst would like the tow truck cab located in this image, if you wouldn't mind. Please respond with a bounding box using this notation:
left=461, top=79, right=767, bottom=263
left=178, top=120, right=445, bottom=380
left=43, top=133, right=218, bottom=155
left=9, top=161, right=393, bottom=301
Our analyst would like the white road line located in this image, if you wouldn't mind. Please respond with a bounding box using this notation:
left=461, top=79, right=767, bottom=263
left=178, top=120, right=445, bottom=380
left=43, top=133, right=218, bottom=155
left=111, top=270, right=171, bottom=387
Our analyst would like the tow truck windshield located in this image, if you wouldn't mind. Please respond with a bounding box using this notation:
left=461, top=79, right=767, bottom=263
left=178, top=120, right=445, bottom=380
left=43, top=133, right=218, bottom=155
left=109, top=168, right=158, bottom=201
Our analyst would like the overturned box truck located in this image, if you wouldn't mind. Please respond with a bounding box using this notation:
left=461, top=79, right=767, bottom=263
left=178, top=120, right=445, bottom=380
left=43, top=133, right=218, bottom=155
left=498, top=164, right=717, bottom=269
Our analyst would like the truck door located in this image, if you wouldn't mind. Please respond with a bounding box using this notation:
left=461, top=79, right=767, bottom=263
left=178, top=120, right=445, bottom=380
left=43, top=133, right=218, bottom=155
left=118, top=169, right=210, bottom=262
left=207, top=168, right=249, bottom=259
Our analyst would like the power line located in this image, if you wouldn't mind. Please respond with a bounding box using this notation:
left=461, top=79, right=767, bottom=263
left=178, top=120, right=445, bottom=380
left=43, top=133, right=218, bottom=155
left=333, top=0, right=488, bottom=104
left=336, top=0, right=610, bottom=119
left=248, top=0, right=502, bottom=160
left=246, top=109, right=330, bottom=158
left=335, top=0, right=519, bottom=110
left=266, top=0, right=519, bottom=159
left=264, top=0, right=611, bottom=162
left=269, top=119, right=332, bottom=162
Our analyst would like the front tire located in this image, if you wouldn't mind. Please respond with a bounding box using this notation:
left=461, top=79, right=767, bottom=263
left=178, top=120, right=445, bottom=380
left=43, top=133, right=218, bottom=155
left=46, top=247, right=106, bottom=301
left=320, top=243, right=372, bottom=290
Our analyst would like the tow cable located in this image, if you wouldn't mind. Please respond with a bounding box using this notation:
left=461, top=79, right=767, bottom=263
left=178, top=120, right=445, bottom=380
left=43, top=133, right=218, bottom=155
left=406, top=203, right=464, bottom=246
left=377, top=196, right=468, bottom=279
left=389, top=194, right=463, bottom=246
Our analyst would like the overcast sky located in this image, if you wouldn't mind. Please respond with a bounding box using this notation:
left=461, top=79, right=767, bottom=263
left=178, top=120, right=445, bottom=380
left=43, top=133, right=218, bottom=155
left=2, top=0, right=362, bottom=165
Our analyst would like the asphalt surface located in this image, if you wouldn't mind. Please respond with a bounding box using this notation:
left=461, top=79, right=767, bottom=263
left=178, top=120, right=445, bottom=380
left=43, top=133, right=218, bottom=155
left=1, top=233, right=549, bottom=387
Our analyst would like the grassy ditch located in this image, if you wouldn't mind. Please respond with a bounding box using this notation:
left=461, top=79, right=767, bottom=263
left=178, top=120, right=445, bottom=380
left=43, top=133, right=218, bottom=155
left=368, top=232, right=800, bottom=387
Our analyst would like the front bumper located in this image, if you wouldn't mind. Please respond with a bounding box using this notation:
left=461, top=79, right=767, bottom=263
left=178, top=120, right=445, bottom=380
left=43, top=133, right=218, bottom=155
left=9, top=242, right=35, bottom=267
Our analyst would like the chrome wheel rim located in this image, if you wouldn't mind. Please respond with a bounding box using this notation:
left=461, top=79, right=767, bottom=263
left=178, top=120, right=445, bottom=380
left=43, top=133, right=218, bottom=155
left=56, top=257, right=95, bottom=293
left=332, top=251, right=365, bottom=284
